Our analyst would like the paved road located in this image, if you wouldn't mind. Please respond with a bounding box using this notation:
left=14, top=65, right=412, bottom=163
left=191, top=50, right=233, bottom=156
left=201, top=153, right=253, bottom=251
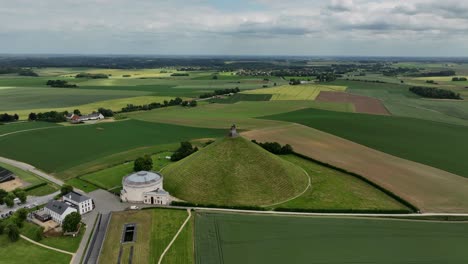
left=0, top=191, right=59, bottom=217
left=0, top=156, right=65, bottom=186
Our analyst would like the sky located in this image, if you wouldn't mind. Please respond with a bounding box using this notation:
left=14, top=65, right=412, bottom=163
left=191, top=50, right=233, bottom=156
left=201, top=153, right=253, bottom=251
left=1, top=0, right=468, bottom=56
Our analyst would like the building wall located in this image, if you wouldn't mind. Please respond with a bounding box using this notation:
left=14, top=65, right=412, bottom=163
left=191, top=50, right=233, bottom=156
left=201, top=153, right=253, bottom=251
left=121, top=181, right=163, bottom=203
left=63, top=196, right=93, bottom=215
left=143, top=193, right=170, bottom=205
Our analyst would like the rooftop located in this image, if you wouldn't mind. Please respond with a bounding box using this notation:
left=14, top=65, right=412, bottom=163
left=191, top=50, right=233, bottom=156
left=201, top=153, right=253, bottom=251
left=123, top=171, right=162, bottom=186
left=64, top=191, right=91, bottom=203
left=45, top=200, right=74, bottom=215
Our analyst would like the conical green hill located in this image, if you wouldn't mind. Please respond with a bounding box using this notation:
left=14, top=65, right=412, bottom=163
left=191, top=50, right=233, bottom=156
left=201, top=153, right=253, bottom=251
left=163, top=136, right=308, bottom=206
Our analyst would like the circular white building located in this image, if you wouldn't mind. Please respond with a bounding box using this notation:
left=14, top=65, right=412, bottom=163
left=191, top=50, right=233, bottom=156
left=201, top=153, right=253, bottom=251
left=120, top=171, right=170, bottom=205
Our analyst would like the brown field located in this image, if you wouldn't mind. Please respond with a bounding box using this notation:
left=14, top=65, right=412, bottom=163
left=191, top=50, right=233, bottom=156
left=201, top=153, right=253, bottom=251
left=0, top=178, right=27, bottom=191
left=316, top=91, right=390, bottom=115
left=242, top=123, right=468, bottom=213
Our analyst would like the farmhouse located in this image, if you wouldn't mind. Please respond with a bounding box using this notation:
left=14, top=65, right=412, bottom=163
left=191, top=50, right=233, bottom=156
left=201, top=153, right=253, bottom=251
left=63, top=191, right=93, bottom=215
left=0, top=166, right=14, bottom=183
left=44, top=200, right=77, bottom=225
left=69, top=112, right=105, bottom=123
left=120, top=171, right=170, bottom=205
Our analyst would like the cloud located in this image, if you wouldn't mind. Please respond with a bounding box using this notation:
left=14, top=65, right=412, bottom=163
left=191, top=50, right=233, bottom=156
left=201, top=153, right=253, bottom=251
left=0, top=0, right=468, bottom=55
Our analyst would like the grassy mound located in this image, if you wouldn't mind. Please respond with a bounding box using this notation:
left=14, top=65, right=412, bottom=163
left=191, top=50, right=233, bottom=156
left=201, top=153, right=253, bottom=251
left=164, top=137, right=308, bottom=206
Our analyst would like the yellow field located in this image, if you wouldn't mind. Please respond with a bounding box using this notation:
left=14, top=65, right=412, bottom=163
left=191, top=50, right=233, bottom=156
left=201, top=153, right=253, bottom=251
left=14, top=96, right=176, bottom=120
left=242, top=84, right=346, bottom=100
left=34, top=67, right=176, bottom=78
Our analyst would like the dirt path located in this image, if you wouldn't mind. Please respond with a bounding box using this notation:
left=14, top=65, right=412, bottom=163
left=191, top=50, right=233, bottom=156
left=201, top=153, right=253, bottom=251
left=261, top=167, right=311, bottom=207
left=0, top=125, right=62, bottom=137
left=21, top=234, right=75, bottom=256
left=157, top=209, right=192, bottom=264
left=242, top=123, right=468, bottom=213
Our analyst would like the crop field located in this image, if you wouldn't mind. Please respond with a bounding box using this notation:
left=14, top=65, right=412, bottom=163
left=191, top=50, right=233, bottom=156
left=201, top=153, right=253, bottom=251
left=208, top=93, right=272, bottom=104
left=0, top=120, right=225, bottom=175
left=333, top=80, right=468, bottom=126
left=242, top=84, right=346, bottom=100
left=316, top=91, right=390, bottom=115
left=262, top=108, right=468, bottom=178
left=0, top=235, right=72, bottom=264
left=127, top=100, right=354, bottom=130
left=0, top=122, right=59, bottom=136
left=195, top=212, right=468, bottom=264
left=276, top=155, right=409, bottom=211
left=100, top=209, right=193, bottom=264
left=0, top=87, right=150, bottom=112
left=80, top=151, right=172, bottom=190
left=242, top=123, right=468, bottom=212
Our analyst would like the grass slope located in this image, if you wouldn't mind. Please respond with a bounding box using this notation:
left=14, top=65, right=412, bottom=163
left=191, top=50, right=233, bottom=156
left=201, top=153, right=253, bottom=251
left=164, top=137, right=308, bottom=206
left=276, top=155, right=409, bottom=211
left=195, top=212, right=468, bottom=264
left=262, top=108, right=468, bottom=178
left=0, top=120, right=225, bottom=174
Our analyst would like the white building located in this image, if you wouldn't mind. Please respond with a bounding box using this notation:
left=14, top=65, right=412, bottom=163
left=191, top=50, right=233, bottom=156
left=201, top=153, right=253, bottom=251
left=120, top=171, right=170, bottom=205
left=44, top=200, right=77, bottom=225
left=63, top=191, right=93, bottom=215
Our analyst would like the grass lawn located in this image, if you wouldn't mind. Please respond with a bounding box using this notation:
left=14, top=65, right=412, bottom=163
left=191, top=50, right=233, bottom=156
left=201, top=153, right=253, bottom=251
left=275, top=155, right=410, bottom=211
left=0, top=121, right=59, bottom=136
left=25, top=183, right=59, bottom=196
left=242, top=83, right=346, bottom=100
left=0, top=119, right=225, bottom=175
left=161, top=215, right=194, bottom=264
left=80, top=151, right=172, bottom=190
left=65, top=178, right=99, bottom=193
left=100, top=209, right=192, bottom=264
left=262, top=108, right=468, bottom=178
left=0, top=161, right=59, bottom=195
left=195, top=212, right=468, bottom=264
left=164, top=137, right=308, bottom=206
left=0, top=235, right=71, bottom=264
left=21, top=222, right=85, bottom=252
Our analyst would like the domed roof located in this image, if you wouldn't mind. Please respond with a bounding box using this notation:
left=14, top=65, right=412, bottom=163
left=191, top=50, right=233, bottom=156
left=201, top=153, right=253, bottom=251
left=123, top=171, right=162, bottom=186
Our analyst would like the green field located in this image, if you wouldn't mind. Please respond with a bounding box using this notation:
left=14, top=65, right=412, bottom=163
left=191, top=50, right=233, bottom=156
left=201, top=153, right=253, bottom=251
left=262, top=108, right=468, bottom=178
left=100, top=209, right=193, bottom=264
left=0, top=120, right=225, bottom=175
left=276, top=155, right=410, bottom=211
left=164, top=137, right=309, bottom=206
left=0, top=235, right=71, bottom=264
left=332, top=80, right=468, bottom=126
left=21, top=222, right=85, bottom=252
left=208, top=93, right=272, bottom=104
left=0, top=122, right=59, bottom=136
left=195, top=212, right=468, bottom=264
left=127, top=100, right=353, bottom=129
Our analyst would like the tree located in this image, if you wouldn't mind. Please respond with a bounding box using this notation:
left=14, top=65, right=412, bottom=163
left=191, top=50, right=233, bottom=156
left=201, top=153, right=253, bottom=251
left=15, top=208, right=28, bottom=222
left=0, top=220, right=4, bottom=235
left=62, top=212, right=81, bottom=232
left=14, top=190, right=27, bottom=204
left=28, top=112, right=37, bottom=121
left=189, top=100, right=197, bottom=107
left=60, top=184, right=73, bottom=196
left=133, top=155, right=153, bottom=171
left=4, top=193, right=15, bottom=207
left=13, top=114, right=19, bottom=121
left=98, top=107, right=114, bottom=117
left=212, top=75, right=218, bottom=80
left=171, top=142, right=198, bottom=161
left=34, top=226, right=44, bottom=241
left=5, top=223, right=19, bottom=242
left=73, top=109, right=81, bottom=115
left=0, top=189, right=7, bottom=204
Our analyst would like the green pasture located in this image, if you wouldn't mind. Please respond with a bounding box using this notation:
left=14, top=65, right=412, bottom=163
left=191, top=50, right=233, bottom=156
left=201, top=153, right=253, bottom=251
left=100, top=209, right=193, bottom=264
left=0, top=235, right=71, bottom=264
left=195, top=212, right=468, bottom=264
left=127, top=100, right=354, bottom=129
left=276, top=155, right=410, bottom=211
left=0, top=120, right=225, bottom=175
left=208, top=93, right=272, bottom=104
left=80, top=151, right=172, bottom=190
left=262, top=108, right=468, bottom=178
left=21, top=222, right=85, bottom=252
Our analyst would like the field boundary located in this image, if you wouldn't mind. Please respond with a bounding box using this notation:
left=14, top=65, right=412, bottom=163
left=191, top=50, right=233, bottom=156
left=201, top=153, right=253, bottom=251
left=157, top=209, right=192, bottom=264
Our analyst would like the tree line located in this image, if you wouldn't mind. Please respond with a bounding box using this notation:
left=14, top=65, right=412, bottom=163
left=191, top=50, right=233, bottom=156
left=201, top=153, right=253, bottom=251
left=46, top=80, right=78, bottom=88
left=251, top=140, right=294, bottom=155
left=121, top=97, right=196, bottom=113
left=75, top=73, right=109, bottom=79
left=0, top=113, right=19, bottom=123
left=452, top=77, right=467, bottom=81
left=171, top=142, right=198, bottom=161
left=0, top=188, right=27, bottom=208
left=199, top=88, right=240, bottom=99
left=409, top=86, right=462, bottom=100
left=0, top=67, right=38, bottom=76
